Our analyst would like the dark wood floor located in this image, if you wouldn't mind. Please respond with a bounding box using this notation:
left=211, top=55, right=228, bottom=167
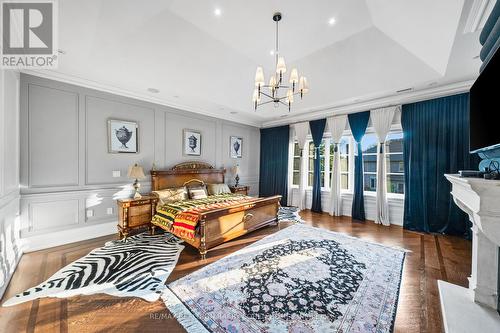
left=0, top=211, right=471, bottom=333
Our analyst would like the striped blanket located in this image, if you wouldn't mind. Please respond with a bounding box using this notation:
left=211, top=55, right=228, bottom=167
left=151, top=194, right=254, bottom=239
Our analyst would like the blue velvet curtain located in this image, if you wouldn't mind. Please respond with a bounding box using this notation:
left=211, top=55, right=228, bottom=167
left=401, top=93, right=478, bottom=238
left=309, top=119, right=326, bottom=212
left=348, top=112, right=370, bottom=221
left=259, top=125, right=289, bottom=206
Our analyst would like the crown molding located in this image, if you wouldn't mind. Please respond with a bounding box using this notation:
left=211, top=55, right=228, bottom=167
left=261, top=79, right=475, bottom=128
left=20, top=69, right=261, bottom=127
left=464, top=0, right=495, bottom=34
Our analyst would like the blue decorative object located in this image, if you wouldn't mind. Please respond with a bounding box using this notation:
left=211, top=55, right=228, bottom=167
left=309, top=119, right=327, bottom=213
left=348, top=111, right=370, bottom=221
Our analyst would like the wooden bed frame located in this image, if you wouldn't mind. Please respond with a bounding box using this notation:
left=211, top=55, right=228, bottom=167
left=150, top=161, right=281, bottom=259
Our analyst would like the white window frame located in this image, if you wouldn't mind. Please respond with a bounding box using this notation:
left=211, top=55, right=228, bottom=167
left=385, top=128, right=405, bottom=198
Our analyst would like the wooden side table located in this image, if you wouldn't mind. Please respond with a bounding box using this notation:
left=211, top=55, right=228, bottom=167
left=117, top=196, right=158, bottom=240
left=229, top=185, right=249, bottom=196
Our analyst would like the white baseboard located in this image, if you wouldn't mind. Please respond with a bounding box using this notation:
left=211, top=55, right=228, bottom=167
left=0, top=253, right=22, bottom=301
left=21, top=221, right=117, bottom=253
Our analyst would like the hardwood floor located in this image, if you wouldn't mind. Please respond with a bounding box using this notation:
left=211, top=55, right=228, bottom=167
left=0, top=211, right=471, bottom=333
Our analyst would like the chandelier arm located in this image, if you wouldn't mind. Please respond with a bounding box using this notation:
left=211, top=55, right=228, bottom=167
left=257, top=100, right=276, bottom=107
left=279, top=100, right=289, bottom=107
left=259, top=91, right=275, bottom=99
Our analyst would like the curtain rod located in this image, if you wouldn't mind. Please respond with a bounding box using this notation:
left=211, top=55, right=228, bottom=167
left=284, top=104, right=402, bottom=127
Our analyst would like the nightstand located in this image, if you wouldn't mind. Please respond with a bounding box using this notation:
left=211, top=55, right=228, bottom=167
left=117, top=196, right=158, bottom=240
left=229, top=185, right=249, bottom=196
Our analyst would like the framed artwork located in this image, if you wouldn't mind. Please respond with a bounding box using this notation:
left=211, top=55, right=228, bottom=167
left=183, top=129, right=202, bottom=156
left=108, top=119, right=138, bottom=153
left=230, top=136, right=243, bottom=158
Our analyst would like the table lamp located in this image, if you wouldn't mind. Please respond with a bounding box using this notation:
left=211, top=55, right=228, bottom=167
left=128, top=163, right=146, bottom=199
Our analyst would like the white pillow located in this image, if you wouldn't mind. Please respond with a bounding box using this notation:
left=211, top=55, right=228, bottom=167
left=189, top=187, right=208, bottom=200
left=153, top=187, right=188, bottom=205
left=207, top=183, right=231, bottom=195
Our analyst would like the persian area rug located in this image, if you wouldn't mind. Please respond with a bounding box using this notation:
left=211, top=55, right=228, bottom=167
left=3, top=232, right=184, bottom=307
left=277, top=206, right=305, bottom=223
left=163, top=224, right=405, bottom=333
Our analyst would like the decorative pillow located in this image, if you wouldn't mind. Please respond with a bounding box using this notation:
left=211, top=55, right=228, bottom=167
left=207, top=183, right=231, bottom=195
left=188, top=186, right=208, bottom=200
left=153, top=187, right=188, bottom=205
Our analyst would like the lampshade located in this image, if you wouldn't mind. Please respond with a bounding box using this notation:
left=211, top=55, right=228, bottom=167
left=287, top=89, right=294, bottom=103
left=128, top=164, right=146, bottom=180
left=289, top=68, right=299, bottom=84
left=233, top=164, right=240, bottom=175
left=254, top=67, right=265, bottom=87
left=299, top=76, right=309, bottom=93
left=276, top=56, right=287, bottom=74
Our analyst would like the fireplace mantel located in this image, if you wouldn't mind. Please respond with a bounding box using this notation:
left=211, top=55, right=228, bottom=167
left=440, top=174, right=500, bottom=332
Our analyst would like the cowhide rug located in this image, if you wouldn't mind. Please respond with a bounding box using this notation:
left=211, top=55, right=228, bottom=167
left=3, top=232, right=184, bottom=306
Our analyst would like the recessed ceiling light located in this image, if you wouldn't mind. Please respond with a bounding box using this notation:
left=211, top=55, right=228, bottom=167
left=147, top=88, right=160, bottom=93
left=270, top=50, right=275, bottom=56
left=328, top=17, right=336, bottom=26
left=173, top=95, right=179, bottom=98
left=473, top=55, right=480, bottom=59
left=57, top=49, right=66, bottom=54
left=230, top=111, right=238, bottom=115
left=214, top=8, right=222, bottom=16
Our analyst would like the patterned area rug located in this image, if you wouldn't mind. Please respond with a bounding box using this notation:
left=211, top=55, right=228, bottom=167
left=163, top=224, right=405, bottom=333
left=3, top=232, right=184, bottom=307
left=277, top=206, right=305, bottom=223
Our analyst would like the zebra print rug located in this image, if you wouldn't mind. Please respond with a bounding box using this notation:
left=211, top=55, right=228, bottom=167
left=2, top=232, right=184, bottom=307
left=277, top=206, right=305, bottom=223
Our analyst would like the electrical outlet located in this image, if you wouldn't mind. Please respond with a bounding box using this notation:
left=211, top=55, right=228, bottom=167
left=86, top=210, right=94, bottom=218
left=107, top=207, right=113, bottom=215
left=112, top=170, right=121, bottom=178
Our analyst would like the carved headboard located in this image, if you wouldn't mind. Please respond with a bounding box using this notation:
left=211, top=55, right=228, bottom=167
left=150, top=161, right=226, bottom=191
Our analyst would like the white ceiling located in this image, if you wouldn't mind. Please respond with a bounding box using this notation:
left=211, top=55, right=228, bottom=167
left=31, top=0, right=482, bottom=126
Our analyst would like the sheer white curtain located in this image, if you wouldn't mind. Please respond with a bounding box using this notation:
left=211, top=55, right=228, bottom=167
left=293, top=122, right=309, bottom=210
left=327, top=115, right=348, bottom=216
left=370, top=106, right=399, bottom=226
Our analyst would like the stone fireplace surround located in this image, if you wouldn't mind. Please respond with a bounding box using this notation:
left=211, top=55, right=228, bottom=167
left=441, top=174, right=500, bottom=332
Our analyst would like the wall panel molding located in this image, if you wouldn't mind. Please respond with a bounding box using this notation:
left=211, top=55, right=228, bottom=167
left=19, top=74, right=260, bottom=250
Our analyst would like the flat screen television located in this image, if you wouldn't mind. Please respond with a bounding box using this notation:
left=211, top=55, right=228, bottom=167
left=469, top=46, right=500, bottom=153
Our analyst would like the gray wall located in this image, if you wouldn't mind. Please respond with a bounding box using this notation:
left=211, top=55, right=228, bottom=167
left=0, top=70, right=22, bottom=299
left=19, top=74, right=260, bottom=249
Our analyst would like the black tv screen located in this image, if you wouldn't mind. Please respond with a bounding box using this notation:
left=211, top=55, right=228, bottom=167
left=469, top=47, right=500, bottom=153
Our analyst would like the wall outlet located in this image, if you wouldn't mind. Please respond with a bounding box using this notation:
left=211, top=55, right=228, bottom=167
left=86, top=210, right=94, bottom=218
left=112, top=170, right=121, bottom=178
left=107, top=207, right=113, bottom=215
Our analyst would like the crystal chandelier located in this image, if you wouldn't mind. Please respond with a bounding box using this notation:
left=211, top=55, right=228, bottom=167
left=253, top=12, right=309, bottom=112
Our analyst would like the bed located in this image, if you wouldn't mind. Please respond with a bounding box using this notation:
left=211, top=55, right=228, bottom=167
left=149, top=161, right=281, bottom=259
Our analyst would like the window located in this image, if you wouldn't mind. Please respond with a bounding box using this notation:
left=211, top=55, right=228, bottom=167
left=362, top=133, right=378, bottom=192
left=329, top=137, right=350, bottom=190
left=308, top=140, right=326, bottom=187
left=385, top=132, right=405, bottom=194
left=292, top=142, right=300, bottom=186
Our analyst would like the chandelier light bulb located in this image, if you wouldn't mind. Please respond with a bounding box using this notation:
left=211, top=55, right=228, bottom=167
left=269, top=76, right=277, bottom=88
left=252, top=89, right=261, bottom=102
left=289, top=68, right=299, bottom=84
left=276, top=56, right=287, bottom=74
left=287, top=89, right=294, bottom=103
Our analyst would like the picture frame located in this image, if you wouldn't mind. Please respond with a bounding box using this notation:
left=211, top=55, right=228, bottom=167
left=183, top=129, right=202, bottom=156
left=108, top=119, right=139, bottom=153
left=230, top=136, right=243, bottom=158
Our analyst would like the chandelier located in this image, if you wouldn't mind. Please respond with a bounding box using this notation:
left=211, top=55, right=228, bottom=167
left=253, top=12, right=309, bottom=112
